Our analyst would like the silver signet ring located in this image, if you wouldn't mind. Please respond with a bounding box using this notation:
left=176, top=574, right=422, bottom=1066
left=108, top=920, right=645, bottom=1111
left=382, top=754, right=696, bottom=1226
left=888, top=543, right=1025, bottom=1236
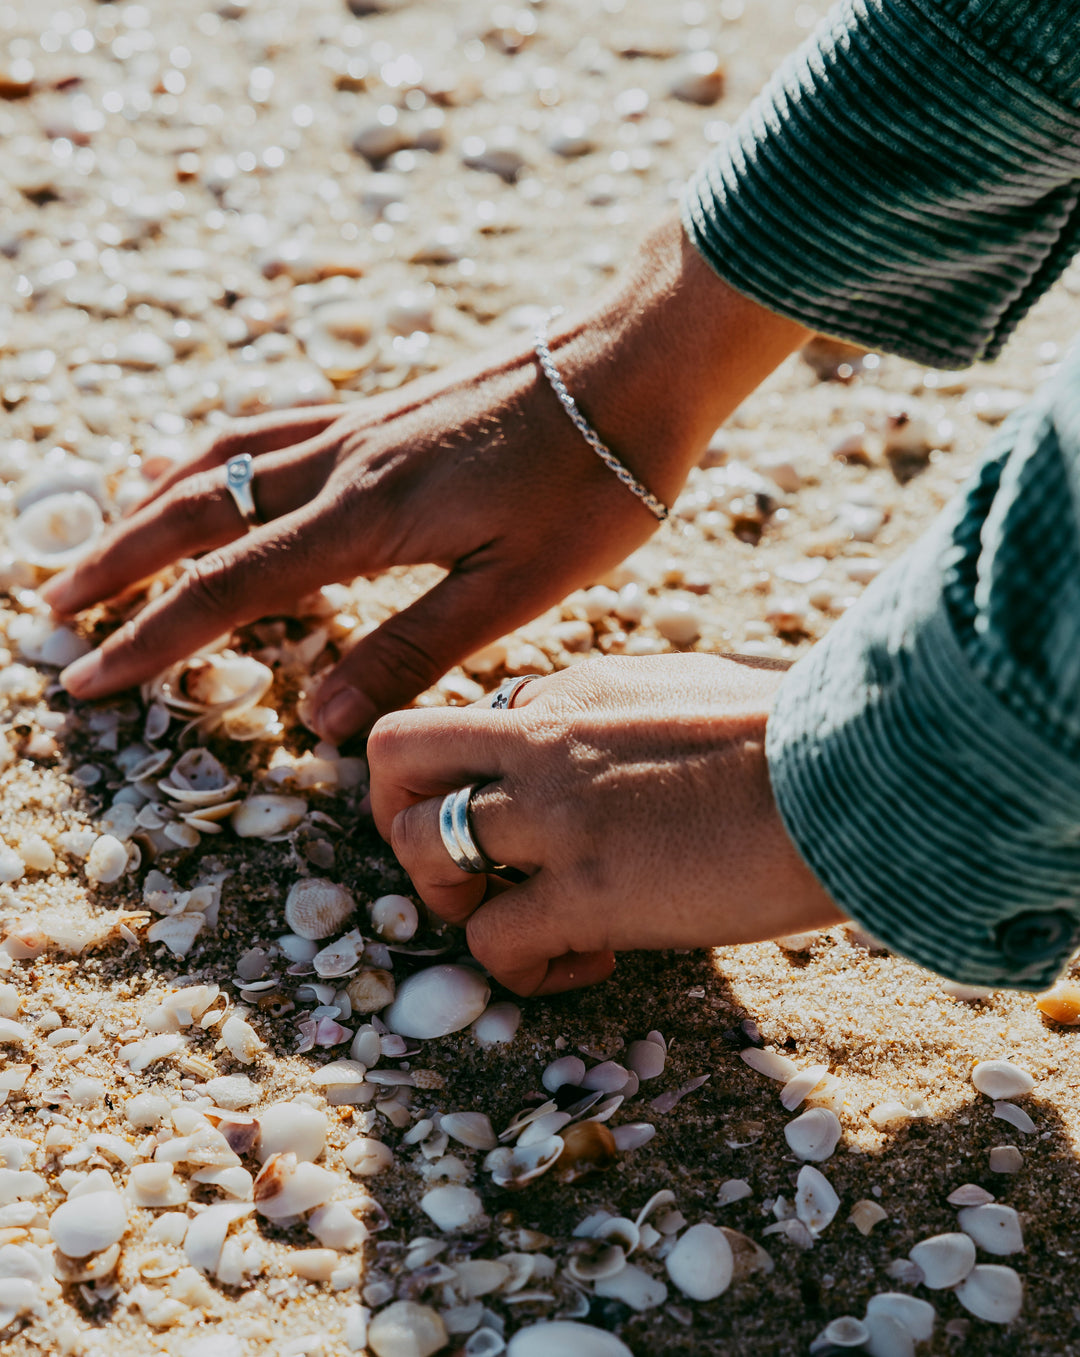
left=225, top=453, right=261, bottom=529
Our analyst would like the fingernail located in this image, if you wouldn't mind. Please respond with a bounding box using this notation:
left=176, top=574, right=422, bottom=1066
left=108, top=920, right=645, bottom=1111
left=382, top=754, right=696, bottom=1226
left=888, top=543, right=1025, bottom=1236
left=313, top=686, right=376, bottom=742
left=38, top=575, right=70, bottom=611
left=60, top=650, right=104, bottom=698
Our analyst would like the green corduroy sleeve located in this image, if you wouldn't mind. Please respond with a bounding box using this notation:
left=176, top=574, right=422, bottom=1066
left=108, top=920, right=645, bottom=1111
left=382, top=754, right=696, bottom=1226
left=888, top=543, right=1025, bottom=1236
left=681, top=0, right=1080, bottom=368
left=766, top=349, right=1080, bottom=990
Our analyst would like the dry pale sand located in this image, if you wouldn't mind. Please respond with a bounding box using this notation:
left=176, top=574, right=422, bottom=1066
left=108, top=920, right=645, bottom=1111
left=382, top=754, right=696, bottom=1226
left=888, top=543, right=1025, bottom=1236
left=1, top=0, right=1079, bottom=1354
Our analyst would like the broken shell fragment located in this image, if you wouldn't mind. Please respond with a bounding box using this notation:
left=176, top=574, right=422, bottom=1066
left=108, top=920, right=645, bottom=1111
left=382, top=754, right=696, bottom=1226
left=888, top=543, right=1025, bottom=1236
left=442, top=1112, right=497, bottom=1151
left=665, top=1222, right=733, bottom=1301
left=907, top=1232, right=976, bottom=1289
left=780, top=1064, right=829, bottom=1112
left=490, top=1136, right=564, bottom=1189
left=344, top=1138, right=394, bottom=1177
left=740, top=1048, right=798, bottom=1081
left=313, top=929, right=364, bottom=978
left=346, top=968, right=397, bottom=1013
left=253, top=1154, right=339, bottom=1219
left=971, top=1061, right=1034, bottom=1100
left=953, top=1263, right=1023, bottom=1324
left=849, top=1200, right=888, bottom=1235
left=555, top=1121, right=617, bottom=1183
left=384, top=965, right=490, bottom=1039
left=784, top=1107, right=842, bottom=1162
left=285, top=878, right=357, bottom=940
left=1035, top=982, right=1080, bottom=1024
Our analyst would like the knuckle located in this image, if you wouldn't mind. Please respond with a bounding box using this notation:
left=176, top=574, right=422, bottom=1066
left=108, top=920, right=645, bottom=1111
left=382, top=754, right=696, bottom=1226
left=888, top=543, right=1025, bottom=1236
left=364, top=631, right=444, bottom=701
left=179, top=553, right=241, bottom=622
left=365, top=712, right=410, bottom=767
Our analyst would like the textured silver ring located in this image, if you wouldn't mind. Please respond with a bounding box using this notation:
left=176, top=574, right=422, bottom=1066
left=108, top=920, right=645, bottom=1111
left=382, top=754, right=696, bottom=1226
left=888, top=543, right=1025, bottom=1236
left=487, top=674, right=543, bottom=710
left=439, top=784, right=508, bottom=875
left=225, top=453, right=261, bottom=529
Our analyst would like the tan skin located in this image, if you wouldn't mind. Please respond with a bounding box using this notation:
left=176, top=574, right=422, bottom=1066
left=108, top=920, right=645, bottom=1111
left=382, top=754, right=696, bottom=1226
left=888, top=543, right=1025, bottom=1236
left=43, top=212, right=846, bottom=993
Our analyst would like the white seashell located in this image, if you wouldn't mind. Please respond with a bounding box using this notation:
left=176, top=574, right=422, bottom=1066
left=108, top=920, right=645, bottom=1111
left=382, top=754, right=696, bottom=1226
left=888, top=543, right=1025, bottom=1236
left=10, top=491, right=104, bottom=570
left=85, top=834, right=129, bottom=884
left=784, top=1108, right=842, bottom=1162
left=232, top=795, right=308, bottom=839
left=971, top=1060, right=1034, bottom=1100
left=993, top=1101, right=1035, bottom=1133
left=147, top=914, right=205, bottom=958
left=152, top=652, right=273, bottom=716
left=865, top=1292, right=936, bottom=1342
left=253, top=1154, right=339, bottom=1220
left=780, top=1065, right=829, bottom=1112
left=582, top=1061, right=628, bottom=1093
left=506, top=1322, right=633, bottom=1357
left=121, top=1033, right=185, bottom=1072
left=542, top=1056, right=586, bottom=1093
left=313, top=929, right=364, bottom=978
left=953, top=1263, right=1023, bottom=1324
left=869, top=1102, right=913, bottom=1128
left=716, top=1179, right=753, bottom=1207
left=442, top=1112, right=497, bottom=1151
left=420, top=1184, right=486, bottom=1232
left=311, top=1059, right=368, bottom=1088
left=190, top=1167, right=253, bottom=1199
left=941, top=980, right=995, bottom=1000
left=384, top=965, right=490, bottom=1039
left=220, top=1015, right=266, bottom=1065
left=285, top=878, right=357, bottom=940
left=649, top=596, right=701, bottom=644
left=947, top=1184, right=995, bottom=1207
left=160, top=749, right=239, bottom=806
left=346, top=969, right=397, bottom=1013
left=202, top=1075, right=259, bottom=1111
left=626, top=1040, right=665, bottom=1081
left=308, top=1201, right=370, bottom=1251
left=665, top=1222, right=733, bottom=1301
left=49, top=1191, right=127, bottom=1258
left=989, top=1145, right=1023, bottom=1174
left=908, top=1232, right=976, bottom=1289
left=848, top=1200, right=888, bottom=1235
left=795, top=1166, right=839, bottom=1235
left=566, top=1241, right=627, bottom=1283
left=369, top=895, right=419, bottom=943
left=257, top=1102, right=327, bottom=1162
left=593, top=1262, right=668, bottom=1312
left=818, top=1317, right=869, bottom=1348
left=184, top=1202, right=252, bottom=1275
left=957, top=1204, right=1024, bottom=1255
left=612, top=1123, right=655, bottom=1152
left=127, top=1162, right=188, bottom=1208
left=471, top=1002, right=521, bottom=1047
left=368, top=1301, right=448, bottom=1357
left=740, top=1048, right=799, bottom=1081
left=865, top=1314, right=916, bottom=1357
left=344, top=1138, right=394, bottom=1177
left=490, top=1137, right=564, bottom=1189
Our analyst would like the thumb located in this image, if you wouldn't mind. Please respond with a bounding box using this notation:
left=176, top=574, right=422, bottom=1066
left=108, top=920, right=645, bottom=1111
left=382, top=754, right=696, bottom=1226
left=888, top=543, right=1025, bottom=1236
left=305, top=565, right=542, bottom=743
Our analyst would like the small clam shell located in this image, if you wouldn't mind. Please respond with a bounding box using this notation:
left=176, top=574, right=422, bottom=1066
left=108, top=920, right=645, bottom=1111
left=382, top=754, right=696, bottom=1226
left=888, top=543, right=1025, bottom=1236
left=566, top=1241, right=627, bottom=1282
left=384, top=965, right=490, bottom=1040
left=311, top=1059, right=368, bottom=1088
left=257, top=1101, right=327, bottom=1162
left=784, top=1108, right=842, bottom=1162
left=971, top=1060, right=1034, bottom=1100
left=162, top=749, right=238, bottom=800
left=491, top=1136, right=564, bottom=1189
left=848, top=1199, right=888, bottom=1235
left=665, top=1222, right=733, bottom=1301
left=908, top=1232, right=976, bottom=1289
left=542, top=1056, right=586, bottom=1093
left=313, top=929, right=364, bottom=978
left=555, top=1121, right=617, bottom=1183
left=49, top=1191, right=127, bottom=1258
left=740, top=1048, right=799, bottom=1081
left=10, top=491, right=104, bottom=570
left=956, top=1204, right=1024, bottom=1256
left=420, top=1184, right=486, bottom=1232
left=471, top=1001, right=521, bottom=1047
left=953, top=1263, right=1023, bottom=1324
left=441, top=1112, right=497, bottom=1151
left=865, top=1292, right=936, bottom=1342
left=506, top=1323, right=632, bottom=1357
left=947, top=1184, right=995, bottom=1207
left=231, top=795, right=308, bottom=839
left=368, top=1302, right=448, bottom=1357
left=152, top=652, right=273, bottom=715
left=818, top=1317, right=869, bottom=1348
left=253, top=1154, right=339, bottom=1220
left=285, top=878, right=357, bottom=940
left=795, top=1165, right=839, bottom=1235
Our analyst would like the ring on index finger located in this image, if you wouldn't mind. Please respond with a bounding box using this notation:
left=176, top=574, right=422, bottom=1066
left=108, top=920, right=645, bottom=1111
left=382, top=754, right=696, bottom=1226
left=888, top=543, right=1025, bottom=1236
left=225, top=453, right=263, bottom=529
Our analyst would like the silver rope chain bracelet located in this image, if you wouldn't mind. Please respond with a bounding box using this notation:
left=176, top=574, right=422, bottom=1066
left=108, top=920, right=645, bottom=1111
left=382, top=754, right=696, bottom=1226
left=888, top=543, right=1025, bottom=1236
left=533, top=314, right=670, bottom=522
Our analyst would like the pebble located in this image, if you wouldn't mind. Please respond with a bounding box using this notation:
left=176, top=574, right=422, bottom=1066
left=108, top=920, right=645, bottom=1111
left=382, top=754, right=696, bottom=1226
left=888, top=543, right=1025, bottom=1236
left=368, top=1301, right=448, bottom=1357
left=971, top=1061, right=1035, bottom=1100
left=49, top=1191, right=127, bottom=1258
left=989, top=1146, right=1023, bottom=1174
left=625, top=1040, right=665, bottom=1081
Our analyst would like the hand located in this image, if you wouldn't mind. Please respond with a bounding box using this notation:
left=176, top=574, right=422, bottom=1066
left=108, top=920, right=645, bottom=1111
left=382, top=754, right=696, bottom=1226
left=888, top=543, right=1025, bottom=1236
left=367, top=653, right=845, bottom=995
left=43, top=214, right=807, bottom=742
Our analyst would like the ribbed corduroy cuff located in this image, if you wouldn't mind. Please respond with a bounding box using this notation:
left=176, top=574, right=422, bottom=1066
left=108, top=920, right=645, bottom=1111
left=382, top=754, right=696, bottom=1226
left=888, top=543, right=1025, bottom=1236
left=682, top=0, right=1080, bottom=368
left=765, top=508, right=1080, bottom=990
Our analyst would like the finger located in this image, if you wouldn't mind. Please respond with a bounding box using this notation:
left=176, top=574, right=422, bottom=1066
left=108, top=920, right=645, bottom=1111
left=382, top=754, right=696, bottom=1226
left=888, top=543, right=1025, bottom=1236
left=464, top=875, right=615, bottom=995
left=42, top=432, right=341, bottom=617
left=306, top=560, right=557, bottom=743
left=388, top=784, right=538, bottom=925
left=57, top=500, right=342, bottom=699
left=136, top=405, right=348, bottom=508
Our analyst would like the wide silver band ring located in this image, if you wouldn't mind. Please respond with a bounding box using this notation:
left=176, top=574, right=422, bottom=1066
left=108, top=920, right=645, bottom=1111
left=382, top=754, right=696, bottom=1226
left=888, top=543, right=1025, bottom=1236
left=225, top=453, right=262, bottom=529
left=439, top=784, right=508, bottom=875
left=486, top=674, right=543, bottom=710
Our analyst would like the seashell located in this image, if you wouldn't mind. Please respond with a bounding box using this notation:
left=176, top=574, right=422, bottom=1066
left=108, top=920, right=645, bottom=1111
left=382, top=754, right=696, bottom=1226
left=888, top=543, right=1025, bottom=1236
left=190, top=1167, right=254, bottom=1199
left=52, top=1241, right=121, bottom=1285
left=865, top=1292, right=936, bottom=1342
left=85, top=834, right=129, bottom=885
left=471, top=1002, right=521, bottom=1047
left=947, top=1184, right=995, bottom=1207
left=542, top=1056, right=586, bottom=1093
left=566, top=1241, right=627, bottom=1282
left=441, top=1112, right=497, bottom=1151
left=989, top=1146, right=1023, bottom=1174
left=740, top=1048, right=799, bottom=1081
left=49, top=1191, right=127, bottom=1258
left=516, top=1112, right=572, bottom=1147
left=491, top=1136, right=564, bottom=1190
left=795, top=1165, right=839, bottom=1235
left=344, top=1138, right=394, bottom=1177
left=160, top=749, right=240, bottom=807
left=626, top=1040, right=665, bottom=1081
left=232, top=795, right=308, bottom=839
left=220, top=1015, right=266, bottom=1065
left=1035, top=981, right=1080, bottom=1024
left=307, top=1201, right=370, bottom=1252
left=384, top=965, right=490, bottom=1039
left=780, top=1065, right=829, bottom=1112
left=345, top=968, right=396, bottom=1013
left=256, top=1101, right=327, bottom=1162
left=848, top=1199, right=888, bottom=1235
left=184, top=1202, right=252, bottom=1276
left=147, top=914, right=205, bottom=958
left=368, top=1301, right=448, bottom=1357
left=908, top=1232, right=976, bottom=1289
left=784, top=1107, right=842, bottom=1162
left=253, top=1153, right=339, bottom=1220
left=221, top=705, right=282, bottom=741
left=581, top=1061, right=628, bottom=1093
left=555, top=1121, right=617, bottom=1183
left=817, top=1317, right=869, bottom=1348
left=313, top=929, right=364, bottom=978
left=971, top=1060, right=1034, bottom=1100
left=420, top=1184, right=486, bottom=1233
left=957, top=1204, right=1024, bottom=1255
left=612, top=1123, right=655, bottom=1152
left=506, top=1323, right=632, bottom=1357
left=203, top=1075, right=259, bottom=1113
left=285, top=878, right=357, bottom=940
left=666, top=1222, right=733, bottom=1301
left=311, top=1059, right=368, bottom=1089
left=287, top=1247, right=340, bottom=1281
left=10, top=491, right=104, bottom=570
left=993, top=1101, right=1035, bottom=1134
left=719, top=1227, right=774, bottom=1281
left=150, top=652, right=273, bottom=717
left=127, top=1162, right=188, bottom=1208
left=301, top=301, right=378, bottom=381
left=369, top=895, right=419, bottom=943
left=941, top=980, right=995, bottom=1000
left=953, top=1263, right=1023, bottom=1324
